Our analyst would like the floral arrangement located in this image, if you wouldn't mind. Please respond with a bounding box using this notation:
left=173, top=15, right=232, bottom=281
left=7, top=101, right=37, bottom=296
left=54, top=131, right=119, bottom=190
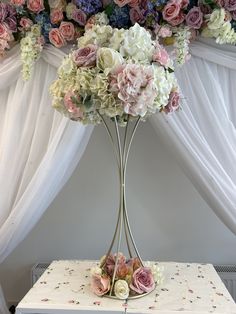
left=50, top=22, right=179, bottom=125
left=1, top=0, right=236, bottom=80
left=90, top=253, right=164, bottom=299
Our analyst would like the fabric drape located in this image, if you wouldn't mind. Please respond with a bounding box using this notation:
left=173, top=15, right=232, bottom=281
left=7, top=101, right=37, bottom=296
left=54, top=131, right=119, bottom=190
left=151, top=38, right=236, bottom=235
left=0, top=45, right=93, bottom=314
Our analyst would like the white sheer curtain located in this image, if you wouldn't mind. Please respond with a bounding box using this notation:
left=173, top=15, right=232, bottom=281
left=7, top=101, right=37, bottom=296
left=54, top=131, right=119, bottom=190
left=0, top=45, right=93, bottom=314
left=151, top=38, right=236, bottom=235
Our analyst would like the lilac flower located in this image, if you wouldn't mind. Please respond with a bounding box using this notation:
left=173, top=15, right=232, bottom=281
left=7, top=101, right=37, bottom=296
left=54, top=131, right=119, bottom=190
left=73, top=0, right=102, bottom=15
left=109, top=5, right=130, bottom=28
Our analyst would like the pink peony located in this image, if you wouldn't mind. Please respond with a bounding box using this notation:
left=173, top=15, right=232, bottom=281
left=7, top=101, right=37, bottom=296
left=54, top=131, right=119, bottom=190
left=164, top=91, right=180, bottom=113
left=59, top=22, right=75, bottom=41
left=72, top=44, right=97, bottom=67
left=91, top=274, right=110, bottom=296
left=49, top=28, right=66, bottom=48
left=185, top=6, right=203, bottom=29
left=114, top=0, right=132, bottom=6
left=110, top=64, right=156, bottom=117
left=130, top=7, right=146, bottom=24
left=27, top=0, right=44, bottom=13
left=162, top=0, right=182, bottom=23
left=50, top=8, right=64, bottom=24
left=130, top=267, right=155, bottom=294
left=64, top=91, right=83, bottom=119
left=19, top=17, right=33, bottom=30
left=72, top=9, right=87, bottom=26
left=10, top=0, right=26, bottom=5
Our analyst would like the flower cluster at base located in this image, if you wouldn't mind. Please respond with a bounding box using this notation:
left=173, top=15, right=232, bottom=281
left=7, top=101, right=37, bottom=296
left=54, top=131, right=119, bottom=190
left=90, top=253, right=164, bottom=299
left=50, top=23, right=179, bottom=125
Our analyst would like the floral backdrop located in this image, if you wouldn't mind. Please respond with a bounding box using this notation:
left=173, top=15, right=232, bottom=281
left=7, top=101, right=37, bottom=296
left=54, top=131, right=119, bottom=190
left=1, top=0, right=236, bottom=80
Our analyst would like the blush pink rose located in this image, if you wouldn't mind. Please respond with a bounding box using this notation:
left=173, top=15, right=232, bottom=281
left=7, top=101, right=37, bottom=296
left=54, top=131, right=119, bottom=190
left=164, top=91, right=180, bottom=113
left=27, top=0, right=44, bottom=13
left=0, top=23, right=10, bottom=41
left=50, top=8, right=64, bottom=24
left=59, top=21, right=75, bottom=41
left=72, top=9, right=87, bottom=26
left=130, top=7, right=145, bottom=24
left=72, top=44, right=97, bottom=67
left=91, top=274, right=110, bottom=296
left=181, top=0, right=189, bottom=8
left=114, top=0, right=132, bottom=7
left=104, top=253, right=126, bottom=277
left=168, top=11, right=185, bottom=26
left=153, top=45, right=170, bottom=67
left=185, top=6, right=203, bottom=29
left=49, top=28, right=66, bottom=48
left=19, top=17, right=33, bottom=29
left=10, top=0, right=25, bottom=5
left=162, top=0, right=182, bottom=23
left=130, top=267, right=155, bottom=294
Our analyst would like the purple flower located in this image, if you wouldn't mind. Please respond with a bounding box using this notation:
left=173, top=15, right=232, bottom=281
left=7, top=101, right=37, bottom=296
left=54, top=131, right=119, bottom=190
left=73, top=0, right=102, bottom=15
left=5, top=16, right=17, bottom=32
left=109, top=5, right=130, bottom=28
left=0, top=4, right=8, bottom=22
left=185, top=6, right=203, bottom=29
left=130, top=267, right=155, bottom=294
left=72, top=9, right=87, bottom=26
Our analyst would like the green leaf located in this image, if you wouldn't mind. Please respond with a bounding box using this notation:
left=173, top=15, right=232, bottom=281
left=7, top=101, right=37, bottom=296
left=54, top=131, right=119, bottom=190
left=105, top=3, right=115, bottom=17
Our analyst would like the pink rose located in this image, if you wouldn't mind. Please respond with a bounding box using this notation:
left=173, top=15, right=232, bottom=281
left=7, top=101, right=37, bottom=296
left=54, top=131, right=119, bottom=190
left=162, top=0, right=182, bottom=23
left=130, top=267, right=155, bottom=294
left=91, top=274, right=110, bottom=296
left=59, top=22, right=75, bottom=41
left=110, top=64, right=156, bottom=117
left=181, top=0, right=189, bottom=8
left=72, top=44, right=97, bottom=67
left=0, top=23, right=10, bottom=41
left=102, top=0, right=112, bottom=6
left=185, top=6, right=203, bottom=29
left=128, top=0, right=141, bottom=7
left=114, top=0, right=132, bottom=7
left=153, top=45, right=170, bottom=67
left=5, top=16, right=17, bottom=32
left=50, top=8, right=64, bottom=24
left=104, top=253, right=126, bottom=277
left=130, top=7, right=145, bottom=24
left=10, top=0, right=25, bottom=5
left=49, top=28, right=66, bottom=48
left=27, top=0, right=44, bottom=13
left=72, top=9, right=87, bottom=26
left=168, top=11, right=185, bottom=26
left=19, top=17, right=33, bottom=30
left=164, top=91, right=180, bottom=113
left=64, top=91, right=83, bottom=120
left=225, top=0, right=236, bottom=11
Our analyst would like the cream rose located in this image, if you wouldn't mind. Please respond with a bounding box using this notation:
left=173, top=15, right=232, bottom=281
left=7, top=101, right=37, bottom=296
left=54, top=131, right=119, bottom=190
left=114, top=280, right=129, bottom=299
left=97, top=47, right=124, bottom=73
left=208, top=8, right=225, bottom=29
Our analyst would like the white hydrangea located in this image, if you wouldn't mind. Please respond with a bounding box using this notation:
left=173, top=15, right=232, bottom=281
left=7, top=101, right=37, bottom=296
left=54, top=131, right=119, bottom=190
left=173, top=26, right=191, bottom=66
left=109, top=29, right=126, bottom=51
left=119, top=23, right=154, bottom=64
left=144, top=262, right=164, bottom=285
left=78, top=25, right=113, bottom=48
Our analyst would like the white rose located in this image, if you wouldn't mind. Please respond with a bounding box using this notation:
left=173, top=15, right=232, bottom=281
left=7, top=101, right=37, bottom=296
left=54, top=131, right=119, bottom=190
left=208, top=9, right=225, bottom=30
left=97, top=48, right=124, bottom=74
left=119, top=23, right=154, bottom=64
left=48, top=0, right=64, bottom=9
left=90, top=266, right=102, bottom=276
left=114, top=280, right=129, bottom=299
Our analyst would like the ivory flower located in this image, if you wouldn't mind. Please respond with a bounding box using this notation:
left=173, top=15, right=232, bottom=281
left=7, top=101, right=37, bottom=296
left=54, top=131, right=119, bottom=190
left=114, top=280, right=129, bottom=299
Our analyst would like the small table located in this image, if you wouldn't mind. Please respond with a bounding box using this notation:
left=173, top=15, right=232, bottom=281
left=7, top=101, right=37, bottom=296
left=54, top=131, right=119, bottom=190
left=16, top=260, right=236, bottom=314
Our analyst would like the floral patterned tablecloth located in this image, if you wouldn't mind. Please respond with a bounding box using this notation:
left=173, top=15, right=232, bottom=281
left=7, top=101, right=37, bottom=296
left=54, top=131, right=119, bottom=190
left=16, top=260, right=236, bottom=314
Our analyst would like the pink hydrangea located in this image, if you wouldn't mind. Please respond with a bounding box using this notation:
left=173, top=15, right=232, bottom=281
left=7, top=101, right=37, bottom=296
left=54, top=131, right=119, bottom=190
left=64, top=91, right=83, bottom=120
left=153, top=45, right=170, bottom=67
left=110, top=64, right=157, bottom=117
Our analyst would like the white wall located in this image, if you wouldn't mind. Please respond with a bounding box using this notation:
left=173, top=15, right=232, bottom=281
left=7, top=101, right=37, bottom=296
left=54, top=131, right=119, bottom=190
left=1, top=121, right=236, bottom=305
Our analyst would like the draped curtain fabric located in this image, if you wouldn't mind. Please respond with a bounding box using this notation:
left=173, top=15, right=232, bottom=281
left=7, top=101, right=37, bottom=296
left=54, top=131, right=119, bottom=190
left=0, top=45, right=93, bottom=314
left=151, top=38, right=236, bottom=235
